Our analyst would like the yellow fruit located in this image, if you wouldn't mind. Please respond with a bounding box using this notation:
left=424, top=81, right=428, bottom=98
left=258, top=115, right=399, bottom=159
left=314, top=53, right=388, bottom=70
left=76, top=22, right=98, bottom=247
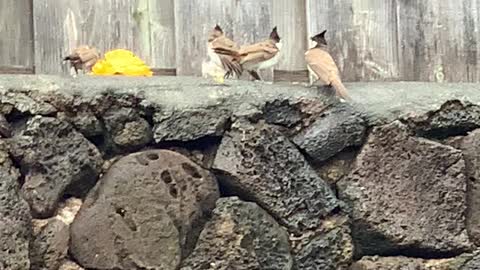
left=92, top=49, right=153, bottom=77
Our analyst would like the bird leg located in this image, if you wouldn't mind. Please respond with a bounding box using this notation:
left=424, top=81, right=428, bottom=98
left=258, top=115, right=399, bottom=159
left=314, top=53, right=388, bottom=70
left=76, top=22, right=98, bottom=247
left=248, top=70, right=262, bottom=81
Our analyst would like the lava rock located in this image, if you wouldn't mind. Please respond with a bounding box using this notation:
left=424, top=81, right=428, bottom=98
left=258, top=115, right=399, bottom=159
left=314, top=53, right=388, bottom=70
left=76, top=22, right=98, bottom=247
left=213, top=120, right=339, bottom=232
left=291, top=216, right=353, bottom=270
left=9, top=116, right=103, bottom=217
left=338, top=121, right=472, bottom=257
left=103, top=107, right=152, bottom=151
left=58, top=111, right=104, bottom=138
left=153, top=108, right=230, bottom=142
left=0, top=149, right=32, bottom=270
left=70, top=150, right=219, bottom=270
left=293, top=102, right=366, bottom=162
left=445, top=129, right=480, bottom=246
left=30, top=218, right=69, bottom=270
left=181, top=197, right=293, bottom=270
left=0, top=114, right=12, bottom=137
left=314, top=150, right=357, bottom=187
left=1, top=91, right=57, bottom=115
left=59, top=260, right=85, bottom=270
left=350, top=256, right=456, bottom=270
left=405, top=100, right=480, bottom=138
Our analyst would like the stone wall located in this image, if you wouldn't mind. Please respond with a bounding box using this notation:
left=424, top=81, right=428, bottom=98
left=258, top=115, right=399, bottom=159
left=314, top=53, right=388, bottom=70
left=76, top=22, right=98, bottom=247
left=1, top=75, right=480, bottom=270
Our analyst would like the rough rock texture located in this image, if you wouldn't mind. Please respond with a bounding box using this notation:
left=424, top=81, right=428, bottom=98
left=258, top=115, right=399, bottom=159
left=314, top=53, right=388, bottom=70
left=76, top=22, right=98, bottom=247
left=153, top=108, right=230, bottom=142
left=59, top=261, right=85, bottom=270
left=30, top=218, right=69, bottom=270
left=350, top=256, right=459, bottom=270
left=103, top=107, right=152, bottom=151
left=57, top=111, right=103, bottom=138
left=291, top=216, right=353, bottom=270
left=462, top=251, right=480, bottom=270
left=71, top=150, right=219, bottom=270
left=0, top=113, right=12, bottom=137
left=445, top=129, right=480, bottom=245
left=338, top=121, right=472, bottom=257
left=181, top=197, right=293, bottom=270
left=293, top=103, right=366, bottom=162
left=9, top=116, right=103, bottom=217
left=1, top=76, right=480, bottom=269
left=0, top=149, right=32, bottom=270
left=315, top=150, right=356, bottom=187
left=404, top=100, right=480, bottom=138
left=213, top=120, right=339, bottom=232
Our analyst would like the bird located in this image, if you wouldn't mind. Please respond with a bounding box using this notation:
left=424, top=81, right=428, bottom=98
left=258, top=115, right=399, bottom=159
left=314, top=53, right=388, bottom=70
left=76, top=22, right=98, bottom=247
left=204, top=24, right=243, bottom=80
left=214, top=26, right=282, bottom=81
left=305, top=30, right=351, bottom=101
left=63, top=45, right=100, bottom=75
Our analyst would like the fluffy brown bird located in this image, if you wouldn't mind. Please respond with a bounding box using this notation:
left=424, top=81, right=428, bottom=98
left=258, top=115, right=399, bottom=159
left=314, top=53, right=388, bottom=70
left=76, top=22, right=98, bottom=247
left=205, top=25, right=243, bottom=79
left=305, top=30, right=351, bottom=101
left=214, top=27, right=282, bottom=81
left=63, top=45, right=100, bottom=74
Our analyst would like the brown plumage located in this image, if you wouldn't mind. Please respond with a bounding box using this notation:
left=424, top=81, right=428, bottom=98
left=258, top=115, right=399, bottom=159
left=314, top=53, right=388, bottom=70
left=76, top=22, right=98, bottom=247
left=63, top=46, right=100, bottom=74
left=214, top=27, right=282, bottom=81
left=207, top=25, right=243, bottom=79
left=305, top=30, right=351, bottom=101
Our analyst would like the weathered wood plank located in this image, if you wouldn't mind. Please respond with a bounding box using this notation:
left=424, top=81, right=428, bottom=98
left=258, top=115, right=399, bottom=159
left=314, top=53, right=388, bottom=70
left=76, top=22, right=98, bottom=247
left=147, top=0, right=176, bottom=69
left=398, top=0, right=480, bottom=82
left=33, top=0, right=175, bottom=75
left=306, top=0, right=400, bottom=82
left=0, top=0, right=34, bottom=70
left=233, top=0, right=274, bottom=81
left=273, top=0, right=308, bottom=72
left=174, top=0, right=234, bottom=76
left=174, top=0, right=274, bottom=80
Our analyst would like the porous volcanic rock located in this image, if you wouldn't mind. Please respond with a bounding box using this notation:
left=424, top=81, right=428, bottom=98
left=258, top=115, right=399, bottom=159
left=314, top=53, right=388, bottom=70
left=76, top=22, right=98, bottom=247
left=103, top=107, right=152, bottom=151
left=350, top=256, right=457, bottom=270
left=153, top=108, right=230, bottom=142
left=404, top=100, right=480, bottom=138
left=70, top=150, right=219, bottom=270
left=9, top=116, right=103, bottom=217
left=291, top=216, right=353, bottom=270
left=338, top=121, right=472, bottom=257
left=213, top=119, right=339, bottom=232
left=293, top=102, right=366, bottom=162
left=445, top=129, right=480, bottom=245
left=181, top=197, right=293, bottom=270
left=0, top=149, right=32, bottom=270
left=30, top=219, right=69, bottom=270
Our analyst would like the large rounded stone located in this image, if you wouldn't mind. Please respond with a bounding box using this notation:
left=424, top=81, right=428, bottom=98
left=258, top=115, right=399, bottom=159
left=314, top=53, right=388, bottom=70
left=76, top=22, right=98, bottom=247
left=213, top=120, right=339, bottom=232
left=0, top=149, right=32, bottom=270
left=181, top=197, right=293, bottom=270
left=70, top=150, right=219, bottom=270
left=338, top=121, right=472, bottom=257
left=9, top=116, right=103, bottom=217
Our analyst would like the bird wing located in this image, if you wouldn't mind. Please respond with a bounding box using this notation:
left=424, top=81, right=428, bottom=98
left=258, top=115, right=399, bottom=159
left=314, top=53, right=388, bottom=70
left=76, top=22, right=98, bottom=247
left=64, top=46, right=99, bottom=69
left=305, top=48, right=341, bottom=85
left=237, top=40, right=278, bottom=65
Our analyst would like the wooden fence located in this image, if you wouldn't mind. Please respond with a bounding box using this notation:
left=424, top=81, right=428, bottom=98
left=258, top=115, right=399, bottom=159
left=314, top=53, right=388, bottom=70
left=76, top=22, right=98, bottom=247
left=1, top=0, right=480, bottom=82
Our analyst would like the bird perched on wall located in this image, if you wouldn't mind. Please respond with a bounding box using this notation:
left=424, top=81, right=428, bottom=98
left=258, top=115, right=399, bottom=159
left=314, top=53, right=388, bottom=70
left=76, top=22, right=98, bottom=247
left=214, top=27, right=282, bottom=81
left=63, top=45, right=100, bottom=75
left=305, top=30, right=351, bottom=101
left=202, top=24, right=242, bottom=81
